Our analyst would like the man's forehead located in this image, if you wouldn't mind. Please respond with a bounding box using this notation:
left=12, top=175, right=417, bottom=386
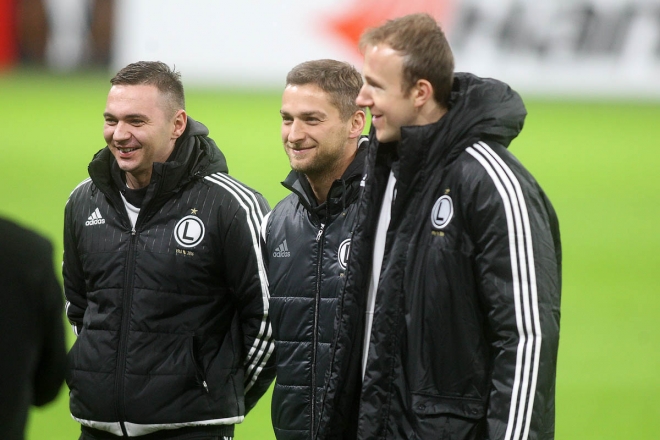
left=281, top=84, right=336, bottom=114
left=106, top=84, right=167, bottom=111
left=364, top=44, right=403, bottom=66
left=104, top=84, right=171, bottom=119
left=106, top=84, right=166, bottom=105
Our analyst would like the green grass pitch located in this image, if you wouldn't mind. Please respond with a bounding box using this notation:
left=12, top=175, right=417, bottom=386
left=1, top=70, right=658, bottom=439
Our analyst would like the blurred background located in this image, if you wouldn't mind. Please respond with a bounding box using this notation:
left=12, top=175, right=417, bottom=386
left=1, top=0, right=659, bottom=438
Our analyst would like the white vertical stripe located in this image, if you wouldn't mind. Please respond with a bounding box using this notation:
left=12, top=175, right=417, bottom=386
left=362, top=170, right=397, bottom=379
left=65, top=301, right=79, bottom=336
left=467, top=146, right=526, bottom=438
left=260, top=211, right=271, bottom=243
left=473, top=144, right=534, bottom=439
left=472, top=143, right=533, bottom=440
left=206, top=173, right=272, bottom=390
left=205, top=173, right=273, bottom=392
left=475, top=142, right=542, bottom=440
left=467, top=143, right=540, bottom=440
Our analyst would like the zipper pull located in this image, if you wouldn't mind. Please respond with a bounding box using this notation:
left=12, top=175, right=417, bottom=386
left=316, top=224, right=325, bottom=242
left=131, top=228, right=136, bottom=236
left=202, top=380, right=209, bottom=393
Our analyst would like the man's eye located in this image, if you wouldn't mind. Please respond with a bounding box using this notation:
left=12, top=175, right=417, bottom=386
left=105, top=119, right=117, bottom=125
left=130, top=120, right=145, bottom=126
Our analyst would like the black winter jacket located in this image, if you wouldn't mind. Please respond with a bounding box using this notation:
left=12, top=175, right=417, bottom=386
left=263, top=138, right=367, bottom=440
left=0, top=218, right=67, bottom=440
left=63, top=118, right=275, bottom=438
left=318, top=74, right=561, bottom=440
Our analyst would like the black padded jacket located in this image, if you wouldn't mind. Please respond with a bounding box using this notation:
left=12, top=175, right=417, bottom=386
left=63, top=118, right=275, bottom=438
left=262, top=138, right=367, bottom=440
left=317, top=74, right=562, bottom=440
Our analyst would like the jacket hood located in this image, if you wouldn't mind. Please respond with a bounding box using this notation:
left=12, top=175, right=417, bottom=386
left=413, top=72, right=526, bottom=152
left=373, top=73, right=526, bottom=176
left=442, top=72, right=526, bottom=150
left=162, top=116, right=228, bottom=179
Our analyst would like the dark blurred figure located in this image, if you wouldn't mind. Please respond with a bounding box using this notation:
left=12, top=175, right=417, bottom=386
left=0, top=217, right=67, bottom=440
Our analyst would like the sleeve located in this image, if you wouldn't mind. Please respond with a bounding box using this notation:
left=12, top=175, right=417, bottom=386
left=33, top=239, right=68, bottom=406
left=259, top=211, right=272, bottom=277
left=465, top=143, right=561, bottom=440
left=222, top=188, right=276, bottom=414
left=63, top=196, right=87, bottom=336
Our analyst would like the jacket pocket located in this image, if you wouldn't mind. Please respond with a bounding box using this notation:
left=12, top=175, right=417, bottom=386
left=412, top=394, right=486, bottom=440
left=188, top=334, right=209, bottom=393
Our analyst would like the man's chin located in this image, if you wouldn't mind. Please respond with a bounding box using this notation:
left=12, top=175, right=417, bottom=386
left=288, top=158, right=310, bottom=173
left=115, top=161, right=134, bottom=172
left=374, top=126, right=401, bottom=143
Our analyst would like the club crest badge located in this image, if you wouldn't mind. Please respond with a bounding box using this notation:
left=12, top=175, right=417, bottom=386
left=174, top=215, right=206, bottom=248
left=431, top=195, right=453, bottom=229
left=338, top=238, right=351, bottom=270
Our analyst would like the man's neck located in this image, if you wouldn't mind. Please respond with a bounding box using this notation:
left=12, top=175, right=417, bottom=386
left=307, top=173, right=336, bottom=204
left=414, top=102, right=448, bottom=128
left=125, top=172, right=151, bottom=189
left=305, top=150, right=357, bottom=204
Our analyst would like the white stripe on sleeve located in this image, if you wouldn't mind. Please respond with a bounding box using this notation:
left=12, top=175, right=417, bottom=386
left=205, top=173, right=274, bottom=392
left=467, top=142, right=541, bottom=440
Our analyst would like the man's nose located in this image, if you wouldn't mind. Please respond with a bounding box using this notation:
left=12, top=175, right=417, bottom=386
left=356, top=85, right=372, bottom=107
left=287, top=120, right=305, bottom=143
left=113, top=121, right=131, bottom=141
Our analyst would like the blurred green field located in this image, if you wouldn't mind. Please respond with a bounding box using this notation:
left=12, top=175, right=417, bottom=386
left=1, top=70, right=658, bottom=439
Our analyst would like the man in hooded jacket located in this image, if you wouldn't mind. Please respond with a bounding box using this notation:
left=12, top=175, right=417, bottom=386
left=63, top=61, right=275, bottom=439
left=261, top=59, right=366, bottom=440
left=317, top=14, right=561, bottom=440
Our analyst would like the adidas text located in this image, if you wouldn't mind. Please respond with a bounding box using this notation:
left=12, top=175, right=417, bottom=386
left=273, top=239, right=290, bottom=258
left=85, top=208, right=105, bottom=226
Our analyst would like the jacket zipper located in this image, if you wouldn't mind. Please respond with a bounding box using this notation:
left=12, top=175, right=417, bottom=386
left=311, top=222, right=325, bottom=438
left=190, top=335, right=209, bottom=394
left=116, top=227, right=137, bottom=436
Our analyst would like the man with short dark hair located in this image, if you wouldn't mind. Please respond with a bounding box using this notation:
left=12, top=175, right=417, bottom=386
left=260, top=59, right=366, bottom=440
left=64, top=61, right=275, bottom=439
left=319, top=14, right=562, bottom=440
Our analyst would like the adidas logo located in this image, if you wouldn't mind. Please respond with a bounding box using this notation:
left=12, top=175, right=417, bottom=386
left=272, top=239, right=290, bottom=258
left=85, top=208, right=106, bottom=226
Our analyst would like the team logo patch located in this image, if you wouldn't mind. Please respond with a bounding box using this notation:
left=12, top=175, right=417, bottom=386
left=431, top=195, right=453, bottom=229
left=174, top=215, right=205, bottom=248
left=338, top=238, right=351, bottom=270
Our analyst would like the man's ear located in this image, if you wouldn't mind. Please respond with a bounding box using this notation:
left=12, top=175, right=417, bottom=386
left=412, top=79, right=434, bottom=108
left=172, top=109, right=187, bottom=138
left=348, top=110, right=366, bottom=139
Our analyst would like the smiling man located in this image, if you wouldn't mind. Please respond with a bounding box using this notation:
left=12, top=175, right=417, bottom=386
left=260, top=59, right=366, bottom=440
left=319, top=14, right=562, bottom=440
left=63, top=61, right=275, bottom=440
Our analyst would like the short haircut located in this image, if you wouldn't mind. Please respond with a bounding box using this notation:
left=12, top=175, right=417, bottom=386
left=286, top=59, right=364, bottom=121
left=359, top=13, right=454, bottom=108
left=110, top=61, right=185, bottom=115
